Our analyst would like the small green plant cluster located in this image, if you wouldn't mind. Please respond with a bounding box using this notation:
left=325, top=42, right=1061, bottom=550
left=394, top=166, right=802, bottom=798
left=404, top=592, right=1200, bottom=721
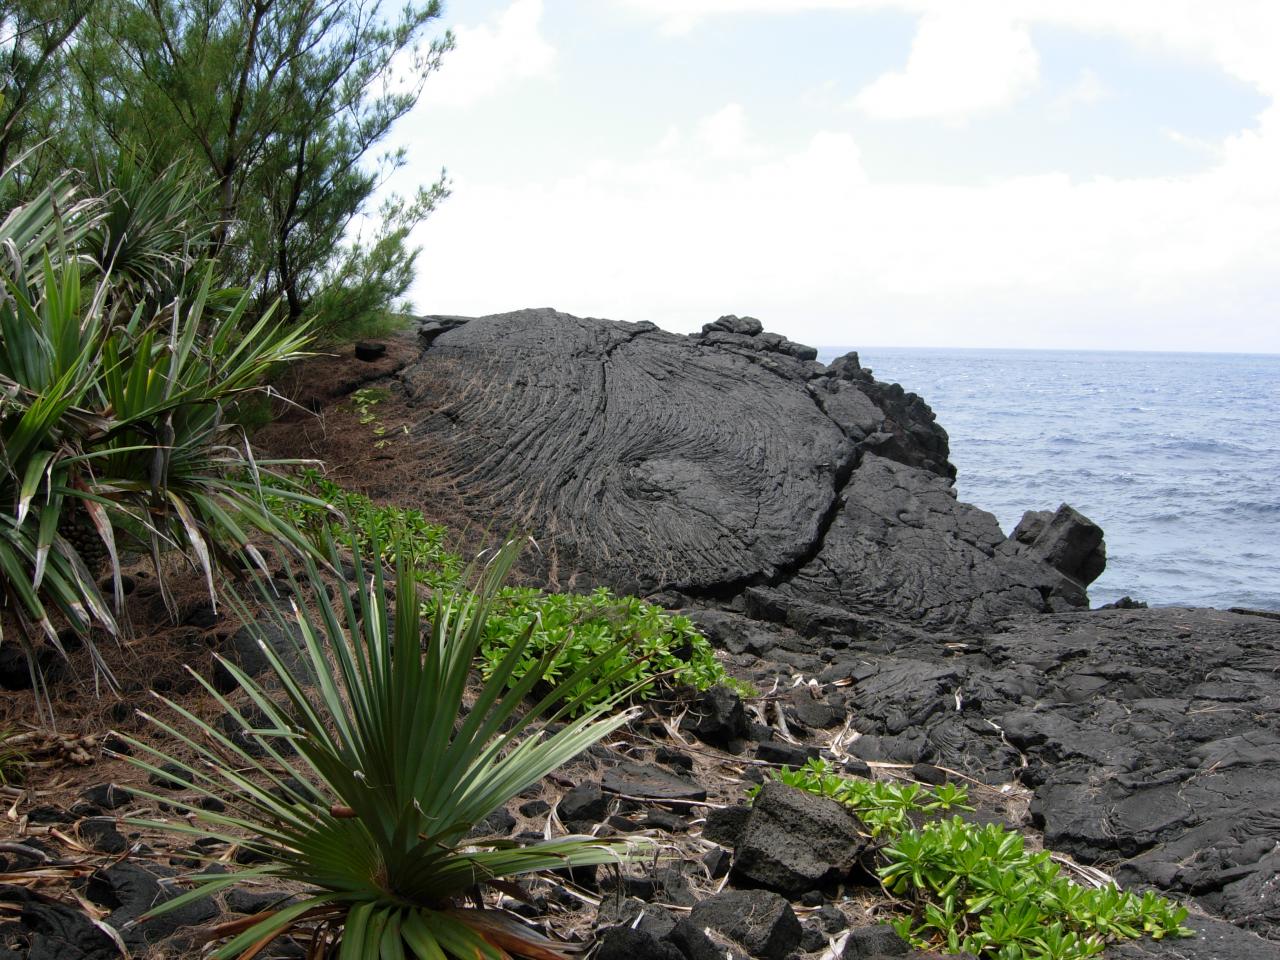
left=350, top=387, right=407, bottom=448
left=269, top=475, right=745, bottom=713
left=472, top=585, right=747, bottom=713
left=268, top=469, right=462, bottom=587
left=750, top=759, right=1192, bottom=959
left=749, top=758, right=972, bottom=836
left=884, top=818, right=1193, bottom=959
left=351, top=387, right=385, bottom=429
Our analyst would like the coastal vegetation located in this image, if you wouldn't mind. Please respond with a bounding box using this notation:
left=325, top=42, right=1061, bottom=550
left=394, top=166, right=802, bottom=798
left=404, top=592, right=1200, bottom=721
left=0, top=4, right=1215, bottom=959
left=753, top=759, right=1193, bottom=959
left=475, top=585, right=750, bottom=712
left=268, top=468, right=743, bottom=704
left=0, top=162, right=316, bottom=710
left=122, top=535, right=643, bottom=959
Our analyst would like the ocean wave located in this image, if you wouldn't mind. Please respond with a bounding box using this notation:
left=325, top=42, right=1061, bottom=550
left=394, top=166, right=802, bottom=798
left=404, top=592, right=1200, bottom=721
left=1151, top=437, right=1251, bottom=455
left=1212, top=501, right=1280, bottom=519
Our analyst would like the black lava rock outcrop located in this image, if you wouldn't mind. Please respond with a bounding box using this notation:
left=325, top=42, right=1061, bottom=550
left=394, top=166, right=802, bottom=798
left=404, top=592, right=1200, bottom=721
left=402, top=308, right=1098, bottom=621
left=392, top=307, right=1280, bottom=952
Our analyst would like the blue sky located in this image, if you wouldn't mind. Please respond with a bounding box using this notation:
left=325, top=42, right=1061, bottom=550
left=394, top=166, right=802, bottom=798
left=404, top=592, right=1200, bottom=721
left=379, top=1, right=1280, bottom=352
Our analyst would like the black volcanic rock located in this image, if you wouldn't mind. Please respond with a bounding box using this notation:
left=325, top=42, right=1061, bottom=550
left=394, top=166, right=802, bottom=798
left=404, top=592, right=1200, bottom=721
left=687, top=889, right=801, bottom=960
left=1008, top=503, right=1106, bottom=602
left=389, top=308, right=1280, bottom=950
left=812, top=605, right=1280, bottom=945
left=406, top=309, right=850, bottom=594
left=730, top=781, right=866, bottom=895
left=765, top=453, right=1085, bottom=628
left=0, top=884, right=120, bottom=960
left=681, top=685, right=747, bottom=747
left=815, top=350, right=954, bottom=480
left=596, top=926, right=685, bottom=960
left=403, top=308, right=1093, bottom=623
left=85, top=862, right=219, bottom=949
left=602, top=762, right=707, bottom=804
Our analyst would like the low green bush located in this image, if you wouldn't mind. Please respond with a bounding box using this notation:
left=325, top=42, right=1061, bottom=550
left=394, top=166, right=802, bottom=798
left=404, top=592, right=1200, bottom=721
left=473, top=586, right=748, bottom=713
left=267, top=469, right=462, bottom=588
left=749, top=757, right=972, bottom=836
left=883, top=817, right=1192, bottom=959
left=751, top=759, right=1193, bottom=959
left=270, top=475, right=746, bottom=712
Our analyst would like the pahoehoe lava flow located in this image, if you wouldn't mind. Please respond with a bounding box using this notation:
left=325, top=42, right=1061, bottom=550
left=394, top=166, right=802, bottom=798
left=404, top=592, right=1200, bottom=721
left=395, top=308, right=1280, bottom=954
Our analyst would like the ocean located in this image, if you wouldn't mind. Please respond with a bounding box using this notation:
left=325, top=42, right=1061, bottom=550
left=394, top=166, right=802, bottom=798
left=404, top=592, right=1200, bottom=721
left=818, top=347, right=1280, bottom=611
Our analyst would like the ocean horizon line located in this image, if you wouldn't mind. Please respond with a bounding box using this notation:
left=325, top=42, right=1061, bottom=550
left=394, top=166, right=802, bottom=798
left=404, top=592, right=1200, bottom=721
left=819, top=343, right=1280, bottom=359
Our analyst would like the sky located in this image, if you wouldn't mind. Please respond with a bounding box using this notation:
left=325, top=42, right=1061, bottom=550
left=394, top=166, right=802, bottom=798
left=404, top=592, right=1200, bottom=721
left=377, top=1, right=1280, bottom=353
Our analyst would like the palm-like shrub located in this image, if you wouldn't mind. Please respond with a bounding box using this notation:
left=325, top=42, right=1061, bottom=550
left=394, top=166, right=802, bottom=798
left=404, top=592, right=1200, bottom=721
left=83, top=151, right=215, bottom=311
left=122, top=537, right=640, bottom=959
left=0, top=163, right=317, bottom=704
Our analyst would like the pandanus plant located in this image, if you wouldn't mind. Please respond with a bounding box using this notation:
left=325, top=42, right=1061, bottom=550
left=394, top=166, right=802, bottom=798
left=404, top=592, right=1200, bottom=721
left=120, top=535, right=642, bottom=959
left=0, top=159, right=320, bottom=709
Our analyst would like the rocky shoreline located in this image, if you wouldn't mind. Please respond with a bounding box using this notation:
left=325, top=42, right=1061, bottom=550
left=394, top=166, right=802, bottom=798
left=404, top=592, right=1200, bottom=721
left=3, top=308, right=1277, bottom=959
left=401, top=309, right=1280, bottom=954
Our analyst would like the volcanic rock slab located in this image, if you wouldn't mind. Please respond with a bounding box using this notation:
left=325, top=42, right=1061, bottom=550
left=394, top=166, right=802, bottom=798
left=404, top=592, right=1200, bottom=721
left=736, top=606, right=1280, bottom=944
left=403, top=309, right=848, bottom=593
left=401, top=309, right=1096, bottom=622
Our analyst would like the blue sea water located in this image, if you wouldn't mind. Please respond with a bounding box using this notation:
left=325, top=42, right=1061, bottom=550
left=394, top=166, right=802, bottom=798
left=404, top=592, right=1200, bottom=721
left=818, top=347, right=1280, bottom=611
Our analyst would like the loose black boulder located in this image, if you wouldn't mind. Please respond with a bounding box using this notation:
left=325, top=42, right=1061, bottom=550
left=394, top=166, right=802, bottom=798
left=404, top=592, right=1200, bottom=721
left=0, top=885, right=119, bottom=960
left=596, top=926, right=685, bottom=960
left=85, top=862, right=219, bottom=950
left=686, top=889, right=801, bottom=960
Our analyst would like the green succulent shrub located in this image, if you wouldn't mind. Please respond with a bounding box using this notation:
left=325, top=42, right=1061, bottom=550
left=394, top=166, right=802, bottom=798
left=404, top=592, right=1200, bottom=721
left=268, top=475, right=743, bottom=711
left=883, top=818, right=1193, bottom=959
left=751, top=759, right=1193, bottom=959
left=267, top=468, right=463, bottom=588
left=121, top=535, right=641, bottom=960
left=748, top=757, right=973, bottom=837
left=0, top=161, right=317, bottom=706
left=473, top=585, right=747, bottom=713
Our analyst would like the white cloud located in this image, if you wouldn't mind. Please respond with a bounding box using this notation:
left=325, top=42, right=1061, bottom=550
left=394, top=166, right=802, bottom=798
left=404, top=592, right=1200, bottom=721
left=695, top=103, right=756, bottom=157
left=1056, top=67, right=1110, bottom=108
left=419, top=0, right=555, bottom=109
left=621, top=1, right=1280, bottom=98
left=411, top=96, right=1280, bottom=351
left=396, top=2, right=1280, bottom=353
left=852, top=10, right=1039, bottom=122
left=1163, top=127, right=1224, bottom=158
